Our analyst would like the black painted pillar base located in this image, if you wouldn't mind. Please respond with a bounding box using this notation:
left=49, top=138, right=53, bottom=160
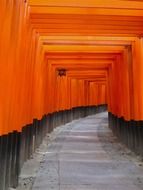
left=109, top=112, right=143, bottom=157
left=0, top=105, right=107, bottom=190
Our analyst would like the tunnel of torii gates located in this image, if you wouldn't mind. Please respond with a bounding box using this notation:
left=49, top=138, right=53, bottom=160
left=2, top=0, right=143, bottom=189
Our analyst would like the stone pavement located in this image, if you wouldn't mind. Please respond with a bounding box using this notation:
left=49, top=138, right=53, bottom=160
left=20, top=112, right=143, bottom=190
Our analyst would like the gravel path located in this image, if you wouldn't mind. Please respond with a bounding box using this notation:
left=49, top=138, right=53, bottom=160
left=16, top=112, right=143, bottom=190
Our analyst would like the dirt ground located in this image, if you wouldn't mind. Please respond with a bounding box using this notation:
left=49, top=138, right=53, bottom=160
left=15, top=112, right=143, bottom=190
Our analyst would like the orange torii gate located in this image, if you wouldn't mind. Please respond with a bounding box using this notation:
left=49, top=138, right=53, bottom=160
left=1, top=0, right=143, bottom=189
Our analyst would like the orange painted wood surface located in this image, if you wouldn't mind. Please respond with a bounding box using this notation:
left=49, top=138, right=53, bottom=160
left=1, top=0, right=143, bottom=135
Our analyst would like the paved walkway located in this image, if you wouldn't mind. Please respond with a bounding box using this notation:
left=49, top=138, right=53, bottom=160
left=31, top=112, right=143, bottom=190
